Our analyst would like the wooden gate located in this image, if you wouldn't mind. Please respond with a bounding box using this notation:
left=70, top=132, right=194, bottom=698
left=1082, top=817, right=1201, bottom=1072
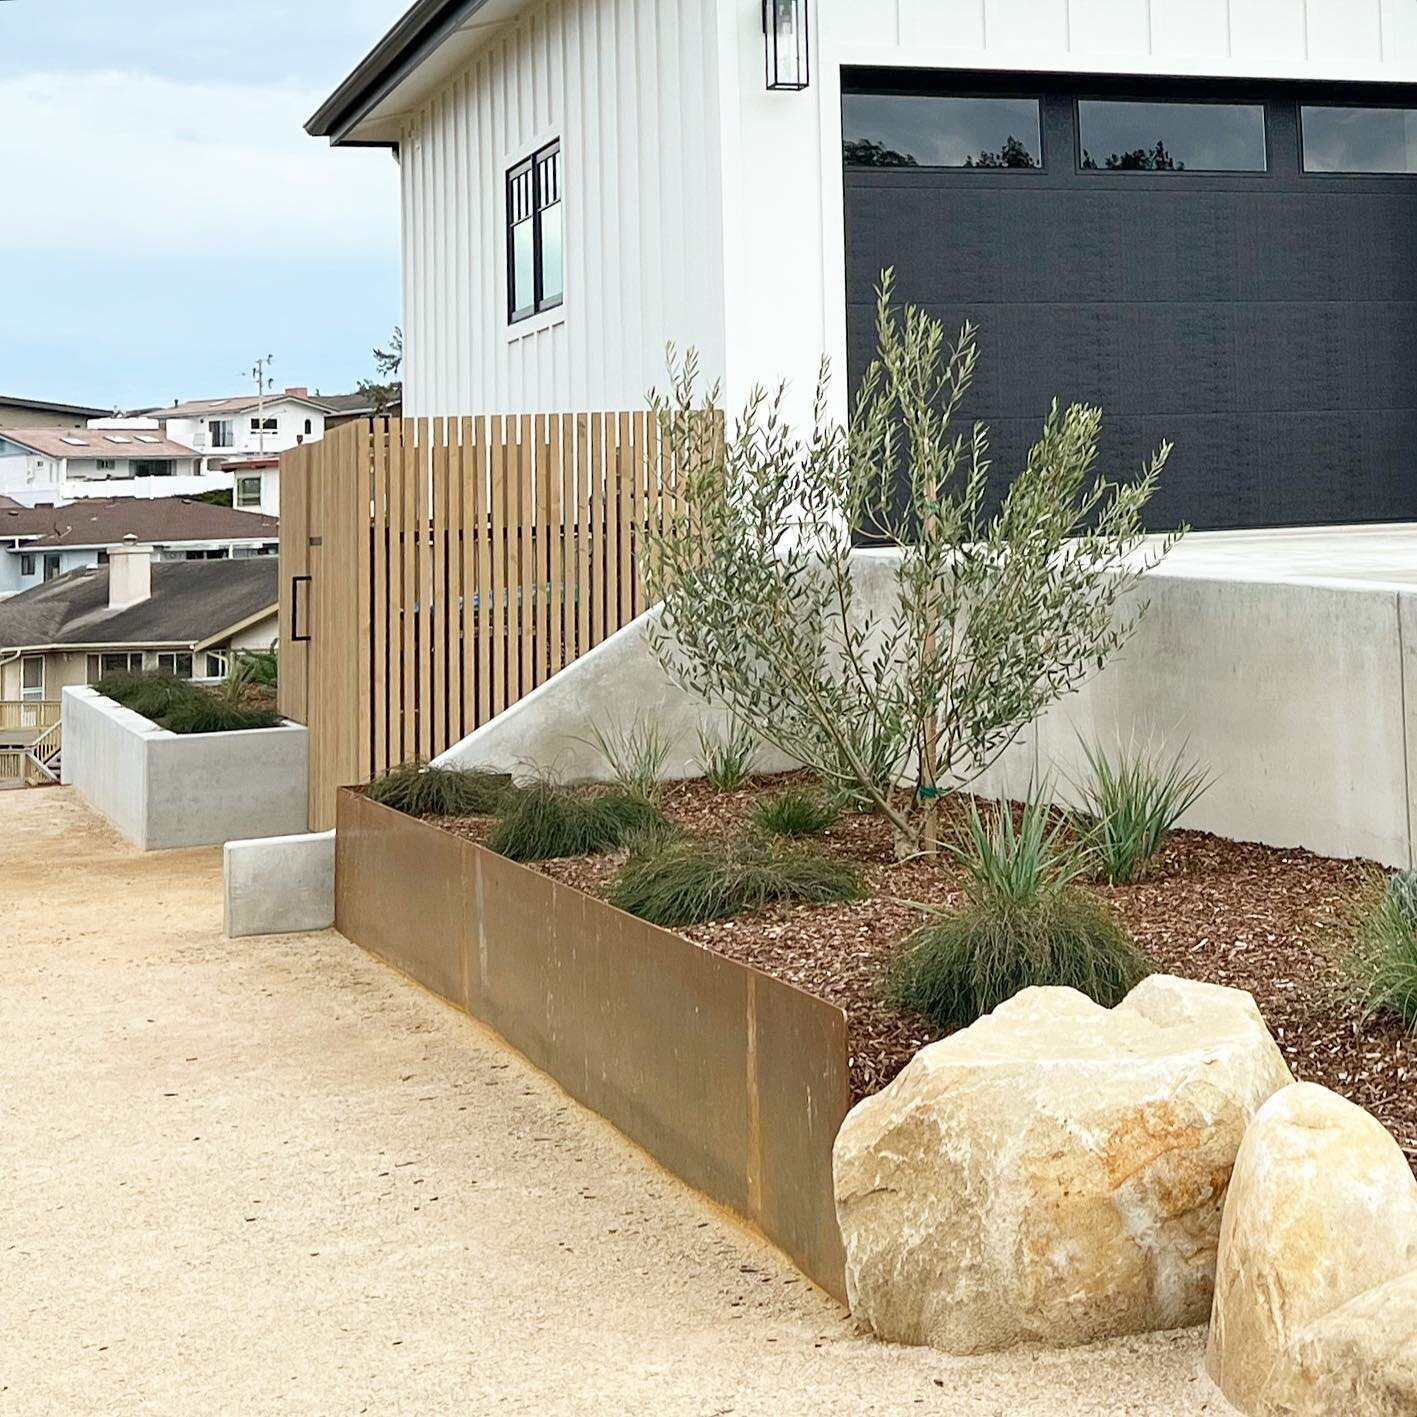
left=279, top=413, right=672, bottom=830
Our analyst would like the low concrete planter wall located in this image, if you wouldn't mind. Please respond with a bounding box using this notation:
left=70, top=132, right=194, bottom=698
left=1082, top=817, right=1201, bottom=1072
left=225, top=830, right=335, bottom=937
left=62, top=686, right=308, bottom=850
left=335, top=788, right=852, bottom=1299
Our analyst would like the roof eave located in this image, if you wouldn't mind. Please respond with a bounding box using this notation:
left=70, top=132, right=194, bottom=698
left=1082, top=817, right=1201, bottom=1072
left=306, top=0, right=495, bottom=146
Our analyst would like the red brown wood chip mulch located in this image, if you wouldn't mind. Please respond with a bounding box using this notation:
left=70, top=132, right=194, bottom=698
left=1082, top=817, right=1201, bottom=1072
left=438, top=773, right=1416, bottom=1169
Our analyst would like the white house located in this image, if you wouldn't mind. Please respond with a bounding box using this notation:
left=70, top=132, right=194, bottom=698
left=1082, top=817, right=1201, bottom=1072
left=153, top=389, right=333, bottom=476
left=309, top=0, right=1417, bottom=533
left=0, top=424, right=206, bottom=503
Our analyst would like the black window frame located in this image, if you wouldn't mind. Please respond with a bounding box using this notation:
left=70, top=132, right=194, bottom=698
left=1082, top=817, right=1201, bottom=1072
left=841, top=90, right=1047, bottom=172
left=1298, top=101, right=1417, bottom=177
left=1074, top=95, right=1270, bottom=176
left=506, top=138, right=563, bottom=325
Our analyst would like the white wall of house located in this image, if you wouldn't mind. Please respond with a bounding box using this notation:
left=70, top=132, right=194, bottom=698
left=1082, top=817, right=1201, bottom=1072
left=163, top=398, right=326, bottom=467
left=398, top=0, right=728, bottom=417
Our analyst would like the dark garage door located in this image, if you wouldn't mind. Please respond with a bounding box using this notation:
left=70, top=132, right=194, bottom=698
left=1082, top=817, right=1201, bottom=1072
left=843, top=73, right=1417, bottom=531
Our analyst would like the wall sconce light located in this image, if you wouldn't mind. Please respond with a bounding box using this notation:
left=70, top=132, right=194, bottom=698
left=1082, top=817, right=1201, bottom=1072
left=763, top=0, right=810, bottom=91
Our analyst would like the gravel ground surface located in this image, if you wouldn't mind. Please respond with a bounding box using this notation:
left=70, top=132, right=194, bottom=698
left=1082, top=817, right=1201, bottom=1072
left=2, top=788, right=1226, bottom=1416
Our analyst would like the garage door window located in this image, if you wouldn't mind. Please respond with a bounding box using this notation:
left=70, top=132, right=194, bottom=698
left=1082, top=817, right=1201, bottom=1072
left=1301, top=106, right=1417, bottom=174
left=1078, top=100, right=1267, bottom=172
left=843, top=95, right=1041, bottom=169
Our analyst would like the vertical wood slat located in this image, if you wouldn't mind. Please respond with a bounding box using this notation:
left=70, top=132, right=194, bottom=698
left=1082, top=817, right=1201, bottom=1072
left=489, top=416, right=508, bottom=718
left=431, top=417, right=448, bottom=756
left=289, top=410, right=677, bottom=828
left=372, top=420, right=390, bottom=777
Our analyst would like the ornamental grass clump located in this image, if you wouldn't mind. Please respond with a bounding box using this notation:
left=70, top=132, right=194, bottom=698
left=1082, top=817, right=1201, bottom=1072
left=487, top=781, right=665, bottom=862
left=695, top=720, right=758, bottom=792
left=97, top=670, right=198, bottom=721
left=607, top=832, right=863, bottom=927
left=366, top=760, right=512, bottom=818
left=1347, top=869, right=1417, bottom=1031
left=750, top=787, right=842, bottom=838
left=890, top=795, right=1148, bottom=1026
left=1072, top=736, right=1213, bottom=884
left=583, top=716, right=672, bottom=803
left=157, top=695, right=283, bottom=735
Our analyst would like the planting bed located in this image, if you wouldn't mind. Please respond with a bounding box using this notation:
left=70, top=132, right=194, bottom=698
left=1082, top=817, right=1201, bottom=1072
left=432, top=771, right=1417, bottom=1167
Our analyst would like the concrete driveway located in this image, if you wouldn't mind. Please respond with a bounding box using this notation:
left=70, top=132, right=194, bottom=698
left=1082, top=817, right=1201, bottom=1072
left=1, top=789, right=1221, bottom=1416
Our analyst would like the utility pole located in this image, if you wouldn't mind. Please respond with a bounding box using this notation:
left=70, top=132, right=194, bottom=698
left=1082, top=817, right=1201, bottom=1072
left=246, top=355, right=275, bottom=455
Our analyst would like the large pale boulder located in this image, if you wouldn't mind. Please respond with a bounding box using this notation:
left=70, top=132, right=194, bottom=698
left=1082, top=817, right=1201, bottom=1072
left=1205, top=1082, right=1417, bottom=1414
left=833, top=974, right=1293, bottom=1355
left=1260, top=1269, right=1417, bottom=1416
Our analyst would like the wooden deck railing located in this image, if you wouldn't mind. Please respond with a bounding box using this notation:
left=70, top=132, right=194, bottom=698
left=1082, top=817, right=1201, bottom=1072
left=0, top=699, right=60, bottom=732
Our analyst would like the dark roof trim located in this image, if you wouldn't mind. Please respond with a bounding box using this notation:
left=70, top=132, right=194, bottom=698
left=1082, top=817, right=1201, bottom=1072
left=306, top=0, right=494, bottom=145
left=0, top=394, right=110, bottom=417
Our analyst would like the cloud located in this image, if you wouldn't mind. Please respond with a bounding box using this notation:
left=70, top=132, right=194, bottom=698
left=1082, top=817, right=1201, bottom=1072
left=0, top=69, right=399, bottom=260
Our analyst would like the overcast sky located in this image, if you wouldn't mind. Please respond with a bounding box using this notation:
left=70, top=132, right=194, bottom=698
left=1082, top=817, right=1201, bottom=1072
left=0, top=0, right=406, bottom=410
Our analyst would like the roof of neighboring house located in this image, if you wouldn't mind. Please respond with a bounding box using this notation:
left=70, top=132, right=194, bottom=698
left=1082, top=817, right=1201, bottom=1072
left=0, top=428, right=198, bottom=460
left=0, top=497, right=278, bottom=549
left=307, top=0, right=493, bottom=144
left=0, top=557, right=279, bottom=652
left=219, top=459, right=280, bottom=472
left=0, top=394, right=111, bottom=418
left=152, top=392, right=333, bottom=420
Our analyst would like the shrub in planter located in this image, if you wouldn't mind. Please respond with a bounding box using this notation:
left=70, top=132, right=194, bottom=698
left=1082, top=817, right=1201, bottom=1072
left=1071, top=737, right=1212, bottom=885
left=607, top=832, right=863, bottom=927
left=1348, top=869, right=1417, bottom=1031
left=750, top=788, right=841, bottom=839
left=487, top=781, right=665, bottom=862
left=890, top=796, right=1148, bottom=1026
left=157, top=695, right=284, bottom=735
left=366, top=760, right=512, bottom=818
left=97, top=670, right=199, bottom=721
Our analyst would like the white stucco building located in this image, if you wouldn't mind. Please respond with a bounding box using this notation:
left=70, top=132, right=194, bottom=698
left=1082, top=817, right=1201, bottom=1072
left=0, top=424, right=206, bottom=503
left=310, top=0, right=1417, bottom=532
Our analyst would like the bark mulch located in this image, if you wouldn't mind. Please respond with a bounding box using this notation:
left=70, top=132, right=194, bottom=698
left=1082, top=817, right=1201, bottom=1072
left=438, top=773, right=1417, bottom=1166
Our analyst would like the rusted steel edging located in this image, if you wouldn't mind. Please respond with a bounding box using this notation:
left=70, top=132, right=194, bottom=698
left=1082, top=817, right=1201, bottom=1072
left=334, top=787, right=852, bottom=1300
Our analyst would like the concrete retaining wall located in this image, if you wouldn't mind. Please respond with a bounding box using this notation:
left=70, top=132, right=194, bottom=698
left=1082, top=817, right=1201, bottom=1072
left=438, top=551, right=1417, bottom=868
left=62, top=686, right=309, bottom=850
left=224, top=831, right=335, bottom=937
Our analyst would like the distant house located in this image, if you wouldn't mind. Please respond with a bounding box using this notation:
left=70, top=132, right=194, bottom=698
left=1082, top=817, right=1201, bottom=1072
left=0, top=549, right=279, bottom=704
left=0, top=496, right=279, bottom=598
left=0, top=425, right=204, bottom=503
left=153, top=388, right=335, bottom=473
left=0, top=394, right=111, bottom=431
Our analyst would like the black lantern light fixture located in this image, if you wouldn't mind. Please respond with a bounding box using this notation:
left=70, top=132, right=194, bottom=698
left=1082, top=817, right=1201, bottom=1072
left=763, top=0, right=810, bottom=91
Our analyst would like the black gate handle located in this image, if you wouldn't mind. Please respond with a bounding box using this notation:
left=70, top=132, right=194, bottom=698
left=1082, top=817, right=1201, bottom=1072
left=291, top=575, right=312, bottom=642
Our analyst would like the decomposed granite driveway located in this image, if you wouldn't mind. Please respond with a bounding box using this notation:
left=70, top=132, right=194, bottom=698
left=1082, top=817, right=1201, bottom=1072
left=1, top=788, right=1228, bottom=1416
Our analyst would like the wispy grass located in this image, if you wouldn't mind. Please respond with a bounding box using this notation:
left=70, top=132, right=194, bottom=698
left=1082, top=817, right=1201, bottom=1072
left=695, top=719, right=758, bottom=792
left=487, top=781, right=666, bottom=861
left=583, top=716, right=672, bottom=802
left=366, top=760, right=512, bottom=818
left=750, top=788, right=841, bottom=838
left=890, top=794, right=1147, bottom=1026
left=1071, top=737, right=1212, bottom=885
left=607, top=832, right=863, bottom=927
left=1347, top=869, right=1417, bottom=1031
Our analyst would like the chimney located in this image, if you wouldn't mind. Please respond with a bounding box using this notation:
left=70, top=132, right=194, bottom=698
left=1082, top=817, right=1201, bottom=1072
left=109, top=534, right=153, bottom=610
left=284, top=385, right=308, bottom=398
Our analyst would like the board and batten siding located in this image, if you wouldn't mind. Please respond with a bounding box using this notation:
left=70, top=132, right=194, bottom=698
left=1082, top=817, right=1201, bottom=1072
left=399, top=0, right=728, bottom=417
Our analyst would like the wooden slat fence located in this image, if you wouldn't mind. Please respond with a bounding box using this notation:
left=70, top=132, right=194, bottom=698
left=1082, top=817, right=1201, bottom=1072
left=279, top=412, right=678, bottom=831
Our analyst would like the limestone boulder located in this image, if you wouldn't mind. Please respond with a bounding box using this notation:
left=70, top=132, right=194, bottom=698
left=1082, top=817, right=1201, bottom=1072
left=1260, top=1269, right=1417, bottom=1416
left=832, top=974, right=1293, bottom=1355
left=1205, top=1082, right=1417, bottom=1414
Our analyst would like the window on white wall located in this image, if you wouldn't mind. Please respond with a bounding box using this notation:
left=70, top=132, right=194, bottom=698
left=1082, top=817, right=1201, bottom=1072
left=236, top=475, right=263, bottom=508
left=507, top=140, right=563, bottom=323
left=210, top=419, right=234, bottom=448
left=156, top=651, right=194, bottom=678
left=20, top=655, right=44, bottom=702
left=250, top=416, right=278, bottom=435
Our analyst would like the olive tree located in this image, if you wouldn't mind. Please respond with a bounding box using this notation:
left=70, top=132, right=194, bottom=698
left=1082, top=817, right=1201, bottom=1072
left=643, top=274, right=1179, bottom=856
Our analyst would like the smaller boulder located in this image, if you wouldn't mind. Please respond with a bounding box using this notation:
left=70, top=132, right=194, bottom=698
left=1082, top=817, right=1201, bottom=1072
left=1206, top=1083, right=1417, bottom=1414
left=1260, top=1269, right=1417, bottom=1416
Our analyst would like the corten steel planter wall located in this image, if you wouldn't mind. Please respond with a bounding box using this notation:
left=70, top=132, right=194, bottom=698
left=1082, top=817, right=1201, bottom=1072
left=335, top=788, right=852, bottom=1299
